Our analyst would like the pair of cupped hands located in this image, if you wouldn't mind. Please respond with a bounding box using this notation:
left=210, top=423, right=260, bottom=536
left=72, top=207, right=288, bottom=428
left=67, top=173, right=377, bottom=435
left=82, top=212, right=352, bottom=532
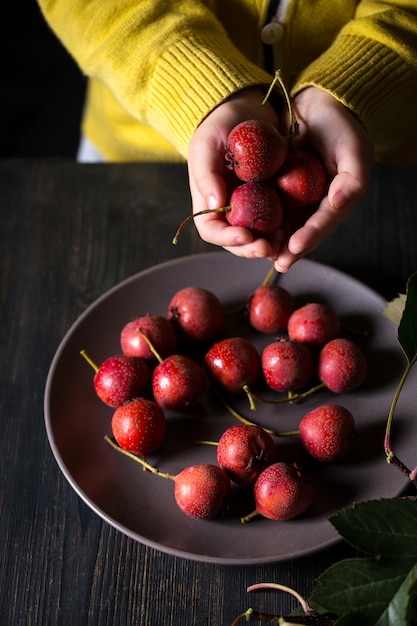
left=188, top=85, right=374, bottom=273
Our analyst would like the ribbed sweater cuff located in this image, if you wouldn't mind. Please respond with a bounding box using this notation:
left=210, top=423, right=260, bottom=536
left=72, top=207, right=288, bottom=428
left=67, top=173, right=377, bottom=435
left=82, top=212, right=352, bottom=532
left=291, top=34, right=414, bottom=131
left=147, top=34, right=274, bottom=157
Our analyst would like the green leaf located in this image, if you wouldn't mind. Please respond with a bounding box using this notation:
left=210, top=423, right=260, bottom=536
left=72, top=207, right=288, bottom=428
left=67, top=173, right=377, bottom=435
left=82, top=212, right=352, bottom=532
left=329, top=498, right=417, bottom=558
left=309, top=499, right=417, bottom=624
left=398, top=272, right=417, bottom=363
left=375, top=562, right=417, bottom=626
left=382, top=294, right=407, bottom=325
left=310, top=556, right=416, bottom=625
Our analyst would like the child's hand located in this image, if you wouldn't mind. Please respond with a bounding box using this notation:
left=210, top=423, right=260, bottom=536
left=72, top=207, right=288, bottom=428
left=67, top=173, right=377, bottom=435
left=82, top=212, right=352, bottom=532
left=187, top=87, right=283, bottom=260
left=274, top=86, right=374, bottom=272
left=187, top=85, right=373, bottom=272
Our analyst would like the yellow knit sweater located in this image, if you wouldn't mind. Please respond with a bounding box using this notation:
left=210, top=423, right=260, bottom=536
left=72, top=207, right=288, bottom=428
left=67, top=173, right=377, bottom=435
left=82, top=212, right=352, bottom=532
left=38, top=0, right=417, bottom=164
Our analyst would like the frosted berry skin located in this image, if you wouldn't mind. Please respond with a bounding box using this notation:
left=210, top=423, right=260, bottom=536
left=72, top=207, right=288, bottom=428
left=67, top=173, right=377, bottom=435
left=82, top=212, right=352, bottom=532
left=226, top=182, right=283, bottom=238
left=168, top=286, right=224, bottom=344
left=287, top=302, right=341, bottom=347
left=299, top=404, right=355, bottom=463
left=318, top=338, right=368, bottom=393
left=276, top=150, right=328, bottom=208
left=248, top=284, right=295, bottom=334
left=120, top=314, right=177, bottom=363
left=204, top=337, right=260, bottom=394
left=152, top=354, right=206, bottom=412
left=225, top=119, right=288, bottom=183
left=261, top=338, right=314, bottom=392
left=216, top=424, right=278, bottom=486
left=174, top=464, right=230, bottom=520
left=253, top=462, right=314, bottom=521
left=111, top=398, right=167, bottom=456
left=93, top=354, right=150, bottom=407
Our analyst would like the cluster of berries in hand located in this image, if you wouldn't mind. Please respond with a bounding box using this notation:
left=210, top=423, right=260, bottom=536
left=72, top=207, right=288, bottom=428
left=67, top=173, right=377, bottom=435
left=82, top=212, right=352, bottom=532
left=173, top=72, right=328, bottom=245
left=224, top=119, right=328, bottom=236
left=81, top=275, right=368, bottom=524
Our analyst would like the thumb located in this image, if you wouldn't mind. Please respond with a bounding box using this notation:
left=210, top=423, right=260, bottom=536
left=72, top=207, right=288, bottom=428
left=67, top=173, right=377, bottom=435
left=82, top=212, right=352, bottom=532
left=327, top=169, right=370, bottom=212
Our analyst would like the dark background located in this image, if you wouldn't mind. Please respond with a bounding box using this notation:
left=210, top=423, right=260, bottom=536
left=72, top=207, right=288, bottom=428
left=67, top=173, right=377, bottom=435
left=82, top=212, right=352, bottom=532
left=1, top=0, right=86, bottom=159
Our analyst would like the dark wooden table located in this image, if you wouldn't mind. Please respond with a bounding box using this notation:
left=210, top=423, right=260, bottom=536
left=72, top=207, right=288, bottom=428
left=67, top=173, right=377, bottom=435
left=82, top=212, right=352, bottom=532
left=1, top=159, right=417, bottom=626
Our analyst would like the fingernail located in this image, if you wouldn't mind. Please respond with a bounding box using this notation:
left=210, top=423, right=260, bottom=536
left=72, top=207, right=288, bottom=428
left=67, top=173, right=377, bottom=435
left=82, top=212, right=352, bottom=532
left=235, top=235, right=252, bottom=245
left=331, top=189, right=347, bottom=210
left=275, top=261, right=288, bottom=273
left=208, top=195, right=218, bottom=210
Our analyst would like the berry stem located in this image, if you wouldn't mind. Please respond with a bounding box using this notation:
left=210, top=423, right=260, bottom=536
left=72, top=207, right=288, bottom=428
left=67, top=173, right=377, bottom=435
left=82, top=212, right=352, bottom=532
left=262, top=69, right=299, bottom=139
left=241, top=509, right=259, bottom=524
left=250, top=383, right=325, bottom=405
left=216, top=391, right=277, bottom=436
left=243, top=384, right=257, bottom=411
left=232, top=582, right=335, bottom=625
left=384, top=354, right=417, bottom=488
left=80, top=349, right=99, bottom=373
left=277, top=429, right=299, bottom=437
left=104, top=435, right=175, bottom=481
left=232, top=608, right=336, bottom=625
left=136, top=329, right=163, bottom=363
left=214, top=394, right=300, bottom=436
left=216, top=391, right=298, bottom=437
left=195, top=439, right=218, bottom=447
left=262, top=262, right=277, bottom=286
left=247, top=583, right=312, bottom=616
left=230, top=609, right=254, bottom=626
left=172, top=206, right=230, bottom=244
left=224, top=263, right=277, bottom=318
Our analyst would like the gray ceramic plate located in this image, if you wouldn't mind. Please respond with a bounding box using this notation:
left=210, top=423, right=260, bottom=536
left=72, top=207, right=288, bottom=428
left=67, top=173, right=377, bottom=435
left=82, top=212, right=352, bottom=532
left=44, top=252, right=414, bottom=564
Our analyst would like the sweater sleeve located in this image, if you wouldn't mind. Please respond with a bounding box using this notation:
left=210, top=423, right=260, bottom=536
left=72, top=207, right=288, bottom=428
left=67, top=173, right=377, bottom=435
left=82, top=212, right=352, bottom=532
left=290, top=1, right=417, bottom=163
left=37, top=0, right=273, bottom=157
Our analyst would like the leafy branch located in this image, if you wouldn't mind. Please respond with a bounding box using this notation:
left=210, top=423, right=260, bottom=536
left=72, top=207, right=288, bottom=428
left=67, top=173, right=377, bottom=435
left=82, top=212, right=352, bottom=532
left=232, top=499, right=417, bottom=626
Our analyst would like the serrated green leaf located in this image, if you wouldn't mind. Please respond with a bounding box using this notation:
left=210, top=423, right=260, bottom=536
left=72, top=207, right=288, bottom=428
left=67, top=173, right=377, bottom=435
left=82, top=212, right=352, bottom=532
left=329, top=498, right=417, bottom=558
left=375, top=561, right=417, bottom=626
left=310, top=556, right=415, bottom=625
left=332, top=615, right=354, bottom=625
left=398, top=272, right=417, bottom=363
left=410, top=587, right=417, bottom=620
left=333, top=615, right=356, bottom=625
left=382, top=294, right=407, bottom=325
